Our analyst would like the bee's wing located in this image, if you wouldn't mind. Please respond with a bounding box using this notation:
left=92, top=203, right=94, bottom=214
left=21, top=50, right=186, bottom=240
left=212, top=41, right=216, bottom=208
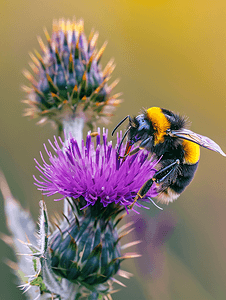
left=171, top=129, right=226, bottom=157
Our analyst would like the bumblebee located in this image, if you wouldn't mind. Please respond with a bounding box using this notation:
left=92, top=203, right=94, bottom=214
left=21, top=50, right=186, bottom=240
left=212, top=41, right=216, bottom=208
left=112, top=107, right=225, bottom=208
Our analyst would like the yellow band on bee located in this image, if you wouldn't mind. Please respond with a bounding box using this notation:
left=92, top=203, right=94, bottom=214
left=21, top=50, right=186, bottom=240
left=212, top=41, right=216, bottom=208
left=146, top=107, right=170, bottom=145
left=182, top=140, right=200, bottom=164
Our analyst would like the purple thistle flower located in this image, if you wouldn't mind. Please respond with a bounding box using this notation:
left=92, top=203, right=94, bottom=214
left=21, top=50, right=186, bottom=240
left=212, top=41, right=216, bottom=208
left=34, top=129, right=158, bottom=212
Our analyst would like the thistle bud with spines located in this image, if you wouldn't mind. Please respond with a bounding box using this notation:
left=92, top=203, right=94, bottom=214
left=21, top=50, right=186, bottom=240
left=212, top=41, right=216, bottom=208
left=22, top=18, right=122, bottom=132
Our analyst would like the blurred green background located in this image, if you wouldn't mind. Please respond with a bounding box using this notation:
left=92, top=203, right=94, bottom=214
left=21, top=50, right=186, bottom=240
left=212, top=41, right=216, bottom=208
left=0, top=0, right=226, bottom=299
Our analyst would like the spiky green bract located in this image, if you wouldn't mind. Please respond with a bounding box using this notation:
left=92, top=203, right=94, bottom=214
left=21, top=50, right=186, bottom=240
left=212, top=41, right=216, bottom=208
left=50, top=197, right=124, bottom=287
left=22, top=18, right=122, bottom=131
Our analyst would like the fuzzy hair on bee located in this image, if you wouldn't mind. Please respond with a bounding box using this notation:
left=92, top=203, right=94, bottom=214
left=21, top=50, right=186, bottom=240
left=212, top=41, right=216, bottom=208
left=112, top=107, right=225, bottom=207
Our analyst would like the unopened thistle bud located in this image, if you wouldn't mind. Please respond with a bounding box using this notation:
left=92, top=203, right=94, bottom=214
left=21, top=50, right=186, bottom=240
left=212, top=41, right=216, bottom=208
left=22, top=18, right=122, bottom=131
left=32, top=199, right=139, bottom=299
left=50, top=198, right=129, bottom=287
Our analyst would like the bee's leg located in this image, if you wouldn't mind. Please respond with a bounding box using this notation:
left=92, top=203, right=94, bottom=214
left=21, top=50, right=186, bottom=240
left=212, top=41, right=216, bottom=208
left=119, top=146, right=141, bottom=159
left=128, top=159, right=180, bottom=209
left=140, top=137, right=152, bottom=148
left=119, top=137, right=152, bottom=159
left=154, top=159, right=180, bottom=183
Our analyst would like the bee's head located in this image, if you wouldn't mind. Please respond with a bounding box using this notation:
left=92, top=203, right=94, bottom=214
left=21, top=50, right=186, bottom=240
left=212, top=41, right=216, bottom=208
left=128, top=114, right=152, bottom=145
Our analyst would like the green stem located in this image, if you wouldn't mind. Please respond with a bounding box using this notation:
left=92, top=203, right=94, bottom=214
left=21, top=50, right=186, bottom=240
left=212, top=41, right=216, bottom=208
left=62, top=116, right=84, bottom=147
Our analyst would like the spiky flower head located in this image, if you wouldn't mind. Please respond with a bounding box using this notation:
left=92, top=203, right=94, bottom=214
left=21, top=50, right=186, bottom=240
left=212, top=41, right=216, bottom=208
left=34, top=129, right=158, bottom=213
left=22, top=18, right=122, bottom=131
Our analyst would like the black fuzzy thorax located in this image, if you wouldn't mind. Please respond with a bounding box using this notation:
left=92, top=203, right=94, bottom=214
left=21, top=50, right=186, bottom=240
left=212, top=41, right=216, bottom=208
left=160, top=108, right=188, bottom=131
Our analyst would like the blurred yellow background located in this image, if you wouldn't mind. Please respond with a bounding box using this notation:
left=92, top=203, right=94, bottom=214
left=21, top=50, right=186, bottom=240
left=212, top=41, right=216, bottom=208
left=0, top=0, right=226, bottom=299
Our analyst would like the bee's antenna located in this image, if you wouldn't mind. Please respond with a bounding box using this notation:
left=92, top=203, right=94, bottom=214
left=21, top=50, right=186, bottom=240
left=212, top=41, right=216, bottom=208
left=117, top=127, right=131, bottom=156
left=112, top=115, right=131, bottom=136
left=148, top=197, right=163, bottom=210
